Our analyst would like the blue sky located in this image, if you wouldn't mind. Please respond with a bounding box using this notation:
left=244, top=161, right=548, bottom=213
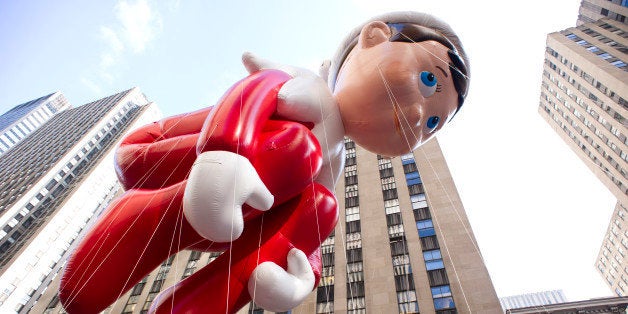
left=0, top=0, right=618, bottom=302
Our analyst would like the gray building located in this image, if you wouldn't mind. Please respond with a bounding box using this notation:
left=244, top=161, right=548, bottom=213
left=0, top=92, right=71, bottom=155
left=500, top=290, right=567, bottom=311
left=0, top=87, right=161, bottom=313
left=506, top=296, right=628, bottom=314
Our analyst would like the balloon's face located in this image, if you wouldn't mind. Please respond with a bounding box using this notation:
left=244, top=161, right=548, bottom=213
left=334, top=38, right=459, bottom=157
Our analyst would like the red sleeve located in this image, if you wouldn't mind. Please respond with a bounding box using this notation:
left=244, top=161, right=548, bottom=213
left=196, top=70, right=291, bottom=159
left=115, top=107, right=211, bottom=190
left=307, top=248, right=322, bottom=288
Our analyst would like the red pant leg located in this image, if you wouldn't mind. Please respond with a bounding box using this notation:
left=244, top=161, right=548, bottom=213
left=148, top=183, right=338, bottom=314
left=58, top=182, right=220, bottom=314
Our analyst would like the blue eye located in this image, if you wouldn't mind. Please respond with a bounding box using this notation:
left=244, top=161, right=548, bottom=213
left=426, top=116, right=440, bottom=129
left=419, top=71, right=437, bottom=97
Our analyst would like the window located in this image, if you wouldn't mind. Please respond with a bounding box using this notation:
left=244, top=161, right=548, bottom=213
left=347, top=248, right=363, bottom=263
left=410, top=194, right=427, bottom=209
left=345, top=184, right=359, bottom=198
left=434, top=296, right=456, bottom=310
left=387, top=213, right=403, bottom=226
left=394, top=275, right=415, bottom=292
left=426, top=259, right=445, bottom=271
left=403, top=162, right=417, bottom=173
left=383, top=188, right=398, bottom=200
left=427, top=268, right=449, bottom=286
left=385, top=199, right=400, bottom=214
left=405, top=171, right=421, bottom=185
left=346, top=196, right=359, bottom=207
left=421, top=235, right=439, bottom=250
left=317, top=285, right=334, bottom=302
left=431, top=285, right=452, bottom=298
left=390, top=238, right=409, bottom=256
left=417, top=219, right=436, bottom=237
left=380, top=167, right=394, bottom=178
left=413, top=207, right=431, bottom=221
left=346, top=220, right=361, bottom=233
left=346, top=281, right=365, bottom=297
left=423, top=249, right=442, bottom=261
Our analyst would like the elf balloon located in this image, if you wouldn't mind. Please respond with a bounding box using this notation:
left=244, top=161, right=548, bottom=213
left=59, top=11, right=469, bottom=313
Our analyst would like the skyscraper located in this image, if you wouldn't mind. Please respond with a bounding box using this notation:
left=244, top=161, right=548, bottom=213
left=0, top=87, right=161, bottom=313
left=577, top=0, right=628, bottom=25
left=538, top=10, right=627, bottom=296
left=34, top=137, right=501, bottom=313
left=0, top=92, right=71, bottom=155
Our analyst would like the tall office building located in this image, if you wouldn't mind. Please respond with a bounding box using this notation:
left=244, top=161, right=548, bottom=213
left=500, top=290, right=567, bottom=311
left=538, top=8, right=628, bottom=296
left=35, top=137, right=501, bottom=314
left=302, top=138, right=500, bottom=313
left=577, top=0, right=628, bottom=26
left=0, top=87, right=161, bottom=313
left=0, top=92, right=71, bottom=155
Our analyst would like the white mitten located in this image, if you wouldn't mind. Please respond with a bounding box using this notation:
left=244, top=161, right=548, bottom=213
left=248, top=248, right=315, bottom=312
left=241, top=52, right=345, bottom=191
left=183, top=151, right=274, bottom=242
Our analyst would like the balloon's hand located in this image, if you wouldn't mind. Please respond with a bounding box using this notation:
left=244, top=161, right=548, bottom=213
left=248, top=248, right=315, bottom=312
left=242, top=52, right=335, bottom=126
left=183, top=151, right=274, bottom=243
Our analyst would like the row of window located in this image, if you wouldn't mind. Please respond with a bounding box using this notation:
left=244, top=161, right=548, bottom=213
left=542, top=69, right=627, bottom=170
left=378, top=155, right=419, bottom=314
left=401, top=153, right=456, bottom=312
left=544, top=102, right=628, bottom=196
left=0, top=101, right=138, bottom=263
left=0, top=105, right=57, bottom=154
left=1, top=100, right=143, bottom=312
left=566, top=33, right=627, bottom=68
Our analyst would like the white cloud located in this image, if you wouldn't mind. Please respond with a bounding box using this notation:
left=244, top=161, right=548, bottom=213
left=87, top=0, right=162, bottom=92
left=115, top=0, right=162, bottom=53
left=80, top=77, right=102, bottom=95
left=100, top=26, right=124, bottom=54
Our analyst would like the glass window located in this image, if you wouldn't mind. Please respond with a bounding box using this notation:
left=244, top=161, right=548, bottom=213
left=419, top=228, right=435, bottom=238
left=425, top=259, right=444, bottom=270
left=433, top=296, right=455, bottom=310
left=431, top=285, right=452, bottom=298
left=423, top=249, right=441, bottom=261
left=416, top=219, right=433, bottom=229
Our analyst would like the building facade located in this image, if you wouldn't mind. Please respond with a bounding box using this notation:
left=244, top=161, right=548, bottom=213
left=35, top=137, right=501, bottom=314
left=0, top=92, right=71, bottom=155
left=577, top=0, right=628, bottom=26
left=500, top=290, right=567, bottom=311
left=0, top=88, right=161, bottom=313
left=597, top=202, right=628, bottom=296
left=506, top=296, right=628, bottom=314
left=538, top=10, right=627, bottom=296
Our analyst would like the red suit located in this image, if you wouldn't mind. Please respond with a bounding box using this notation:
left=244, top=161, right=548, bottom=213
left=59, top=70, right=338, bottom=313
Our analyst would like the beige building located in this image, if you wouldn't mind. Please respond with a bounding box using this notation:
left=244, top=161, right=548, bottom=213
left=538, top=12, right=627, bottom=296
left=577, top=0, right=628, bottom=26
left=35, top=138, right=500, bottom=314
